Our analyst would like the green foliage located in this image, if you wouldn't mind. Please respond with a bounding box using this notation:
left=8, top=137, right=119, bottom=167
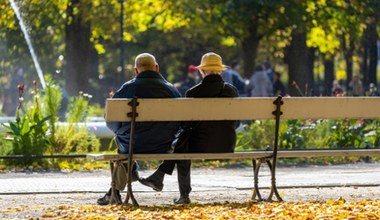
left=235, top=120, right=275, bottom=151
left=88, top=103, right=104, bottom=117
left=280, top=120, right=306, bottom=149
left=0, top=82, right=50, bottom=164
left=364, top=119, right=380, bottom=148
left=66, top=93, right=89, bottom=123
left=54, top=92, right=100, bottom=154
left=235, top=118, right=379, bottom=165
left=279, top=119, right=327, bottom=150
left=327, top=119, right=380, bottom=149
left=0, top=79, right=101, bottom=169
left=54, top=127, right=100, bottom=154
left=0, top=130, right=12, bottom=156
left=42, top=76, right=63, bottom=152
left=236, top=119, right=379, bottom=151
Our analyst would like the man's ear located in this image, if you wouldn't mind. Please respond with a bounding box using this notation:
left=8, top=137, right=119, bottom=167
left=199, top=69, right=205, bottom=77
left=155, top=64, right=159, bottom=72
left=134, top=67, right=139, bottom=75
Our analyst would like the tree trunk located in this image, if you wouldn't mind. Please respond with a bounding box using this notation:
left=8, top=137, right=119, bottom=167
left=64, top=0, right=92, bottom=97
left=342, top=35, right=354, bottom=89
left=241, top=20, right=260, bottom=78
left=307, top=47, right=315, bottom=96
left=360, top=25, right=370, bottom=88
left=323, top=56, right=335, bottom=96
left=285, top=30, right=313, bottom=96
left=367, top=22, right=378, bottom=86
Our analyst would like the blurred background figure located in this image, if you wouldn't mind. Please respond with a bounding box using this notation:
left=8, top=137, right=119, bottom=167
left=263, top=60, right=274, bottom=83
left=368, top=83, right=379, bottom=96
left=221, top=60, right=247, bottom=96
left=348, top=75, right=364, bottom=96
left=175, top=64, right=200, bottom=96
left=331, top=79, right=345, bottom=96
left=246, top=64, right=273, bottom=97
left=272, top=71, right=286, bottom=97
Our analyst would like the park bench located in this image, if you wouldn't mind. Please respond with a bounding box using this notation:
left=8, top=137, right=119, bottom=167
left=87, top=96, right=380, bottom=206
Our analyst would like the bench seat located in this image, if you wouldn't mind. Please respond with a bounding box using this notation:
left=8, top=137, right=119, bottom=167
left=88, top=149, right=380, bottom=161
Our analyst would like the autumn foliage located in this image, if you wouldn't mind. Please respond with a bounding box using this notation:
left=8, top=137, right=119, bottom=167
left=3, top=200, right=379, bottom=219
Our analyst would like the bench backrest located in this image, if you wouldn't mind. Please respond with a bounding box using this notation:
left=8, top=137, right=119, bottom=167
left=105, top=97, right=380, bottom=122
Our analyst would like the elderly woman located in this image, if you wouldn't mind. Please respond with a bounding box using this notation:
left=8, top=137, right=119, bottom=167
left=140, top=52, right=239, bottom=204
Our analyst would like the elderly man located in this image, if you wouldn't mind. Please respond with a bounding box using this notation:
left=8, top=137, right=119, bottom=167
left=140, top=52, right=239, bottom=204
left=98, top=53, right=181, bottom=205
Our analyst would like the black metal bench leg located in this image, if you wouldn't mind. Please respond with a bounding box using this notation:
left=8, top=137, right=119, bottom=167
left=123, top=97, right=139, bottom=206
left=124, top=159, right=138, bottom=206
left=267, top=95, right=284, bottom=202
left=252, top=159, right=263, bottom=201
left=266, top=160, right=283, bottom=202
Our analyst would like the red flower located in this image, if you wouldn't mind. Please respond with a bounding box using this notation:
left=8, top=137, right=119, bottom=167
left=17, top=83, right=24, bottom=97
left=33, top=80, right=38, bottom=95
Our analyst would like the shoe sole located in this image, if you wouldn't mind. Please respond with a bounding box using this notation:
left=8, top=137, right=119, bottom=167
left=139, top=179, right=163, bottom=192
left=173, top=198, right=191, bottom=204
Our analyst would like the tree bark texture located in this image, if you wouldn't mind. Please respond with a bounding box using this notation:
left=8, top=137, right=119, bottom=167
left=342, top=35, right=354, bottom=89
left=64, top=0, right=92, bottom=97
left=323, top=56, right=335, bottom=96
left=367, top=23, right=378, bottom=86
left=285, top=30, right=313, bottom=96
left=241, top=19, right=260, bottom=78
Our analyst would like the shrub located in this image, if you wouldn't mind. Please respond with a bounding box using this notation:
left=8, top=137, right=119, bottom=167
left=0, top=80, right=101, bottom=168
left=235, top=120, right=275, bottom=151
left=53, top=92, right=100, bottom=154
left=42, top=76, right=63, bottom=153
left=0, top=82, right=50, bottom=165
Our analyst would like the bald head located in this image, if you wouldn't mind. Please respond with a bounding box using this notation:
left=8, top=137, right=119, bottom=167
left=134, top=53, right=159, bottom=74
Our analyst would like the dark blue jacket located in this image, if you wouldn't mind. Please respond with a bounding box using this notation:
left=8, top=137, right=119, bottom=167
left=106, top=71, right=181, bottom=153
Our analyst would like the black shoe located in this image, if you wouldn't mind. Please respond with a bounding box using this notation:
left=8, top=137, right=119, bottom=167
left=97, top=188, right=121, bottom=206
left=173, top=196, right=191, bottom=204
left=139, top=178, right=164, bottom=191
left=132, top=170, right=140, bottom=182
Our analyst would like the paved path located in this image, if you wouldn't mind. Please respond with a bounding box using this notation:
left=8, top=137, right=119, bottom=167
left=0, top=162, right=379, bottom=194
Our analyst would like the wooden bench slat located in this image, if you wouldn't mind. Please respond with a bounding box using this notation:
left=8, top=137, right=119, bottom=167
left=278, top=149, right=380, bottom=158
left=105, top=97, right=380, bottom=122
left=87, top=149, right=380, bottom=161
left=283, top=97, right=380, bottom=119
left=86, top=152, right=272, bottom=160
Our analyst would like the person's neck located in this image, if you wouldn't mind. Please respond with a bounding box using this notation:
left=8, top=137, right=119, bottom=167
left=204, top=72, right=220, bottom=76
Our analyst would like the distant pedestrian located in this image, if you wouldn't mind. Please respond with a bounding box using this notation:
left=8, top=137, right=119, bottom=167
left=221, top=60, right=247, bottom=96
left=247, top=64, right=273, bottom=97
left=175, top=64, right=200, bottom=96
left=272, top=71, right=286, bottom=97
left=331, top=80, right=345, bottom=96
left=368, top=83, right=379, bottom=96
left=263, top=60, right=274, bottom=83
left=348, top=75, right=364, bottom=96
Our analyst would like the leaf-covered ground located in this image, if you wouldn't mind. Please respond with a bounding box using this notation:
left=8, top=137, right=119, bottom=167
left=2, top=200, right=379, bottom=219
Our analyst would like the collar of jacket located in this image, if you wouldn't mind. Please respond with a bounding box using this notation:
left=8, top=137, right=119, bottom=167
left=202, top=74, right=223, bottom=83
left=136, top=70, right=165, bottom=80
